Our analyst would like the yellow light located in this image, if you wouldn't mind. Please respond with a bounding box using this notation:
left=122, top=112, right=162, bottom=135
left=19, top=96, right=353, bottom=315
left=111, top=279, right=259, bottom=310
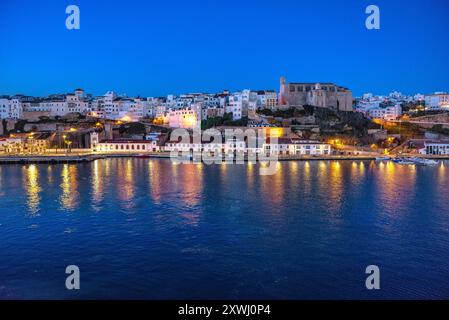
left=183, top=115, right=197, bottom=128
left=268, top=128, right=283, bottom=138
left=69, top=128, right=77, bottom=132
left=120, top=115, right=132, bottom=122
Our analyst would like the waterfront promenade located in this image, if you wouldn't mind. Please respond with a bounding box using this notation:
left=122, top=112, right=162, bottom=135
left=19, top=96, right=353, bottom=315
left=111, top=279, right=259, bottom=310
left=1, top=151, right=448, bottom=164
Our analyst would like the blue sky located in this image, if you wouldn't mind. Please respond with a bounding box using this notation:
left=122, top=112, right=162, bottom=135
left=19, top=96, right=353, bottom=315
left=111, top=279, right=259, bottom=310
left=0, top=0, right=448, bottom=97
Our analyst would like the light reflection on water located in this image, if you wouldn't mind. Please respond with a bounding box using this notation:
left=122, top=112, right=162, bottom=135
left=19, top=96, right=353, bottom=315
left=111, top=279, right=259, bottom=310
left=0, top=159, right=448, bottom=299
left=6, top=159, right=442, bottom=217
left=59, top=164, right=79, bottom=211
left=23, top=164, right=41, bottom=215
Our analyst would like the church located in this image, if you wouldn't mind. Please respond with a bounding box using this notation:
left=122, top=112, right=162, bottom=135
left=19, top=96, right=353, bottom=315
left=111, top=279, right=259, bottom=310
left=278, top=77, right=354, bottom=112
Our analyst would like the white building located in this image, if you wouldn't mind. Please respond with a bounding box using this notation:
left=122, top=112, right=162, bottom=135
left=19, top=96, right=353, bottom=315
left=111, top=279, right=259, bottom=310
left=368, top=105, right=402, bottom=121
left=164, top=138, right=246, bottom=156
left=263, top=138, right=332, bottom=156
left=66, top=89, right=89, bottom=114
left=168, top=106, right=201, bottom=129
left=0, top=98, right=23, bottom=119
left=90, top=132, right=160, bottom=153
left=425, top=93, right=449, bottom=110
left=419, top=141, right=449, bottom=155
left=226, top=95, right=243, bottom=120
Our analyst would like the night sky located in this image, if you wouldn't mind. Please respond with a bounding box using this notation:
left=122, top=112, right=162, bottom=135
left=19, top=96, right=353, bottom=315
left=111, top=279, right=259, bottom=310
left=1, top=0, right=448, bottom=97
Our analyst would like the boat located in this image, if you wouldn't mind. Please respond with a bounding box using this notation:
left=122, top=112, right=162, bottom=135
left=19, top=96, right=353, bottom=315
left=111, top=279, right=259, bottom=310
left=410, top=157, right=439, bottom=166
left=136, top=154, right=152, bottom=159
left=375, top=156, right=391, bottom=161
left=393, top=158, right=416, bottom=165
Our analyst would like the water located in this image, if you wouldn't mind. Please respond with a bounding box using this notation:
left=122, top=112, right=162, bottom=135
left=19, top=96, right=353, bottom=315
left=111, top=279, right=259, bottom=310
left=0, top=159, right=448, bottom=299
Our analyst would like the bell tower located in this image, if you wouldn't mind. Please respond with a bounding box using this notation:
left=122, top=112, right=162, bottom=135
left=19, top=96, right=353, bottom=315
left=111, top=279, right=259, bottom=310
left=278, top=76, right=287, bottom=106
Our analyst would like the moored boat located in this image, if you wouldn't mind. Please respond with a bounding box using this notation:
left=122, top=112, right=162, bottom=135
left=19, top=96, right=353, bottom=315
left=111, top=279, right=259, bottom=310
left=393, top=158, right=416, bottom=165
left=375, top=156, right=391, bottom=161
left=410, top=157, right=439, bottom=165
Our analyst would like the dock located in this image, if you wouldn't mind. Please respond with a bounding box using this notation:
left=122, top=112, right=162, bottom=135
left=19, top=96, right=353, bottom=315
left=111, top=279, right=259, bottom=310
left=0, top=154, right=105, bottom=164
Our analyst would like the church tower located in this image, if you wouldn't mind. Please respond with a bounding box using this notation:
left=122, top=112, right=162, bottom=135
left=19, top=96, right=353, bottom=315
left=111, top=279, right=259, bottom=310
left=278, top=76, right=287, bottom=106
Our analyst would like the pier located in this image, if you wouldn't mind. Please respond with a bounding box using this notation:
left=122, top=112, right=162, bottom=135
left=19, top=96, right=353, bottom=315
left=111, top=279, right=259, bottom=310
left=0, top=154, right=105, bottom=164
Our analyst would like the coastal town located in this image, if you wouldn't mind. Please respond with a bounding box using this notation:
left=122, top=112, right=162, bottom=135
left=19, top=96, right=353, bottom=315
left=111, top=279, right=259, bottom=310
left=1, top=77, right=449, bottom=165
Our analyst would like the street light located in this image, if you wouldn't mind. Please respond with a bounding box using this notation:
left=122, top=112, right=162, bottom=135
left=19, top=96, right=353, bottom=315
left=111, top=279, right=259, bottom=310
left=64, top=140, right=73, bottom=153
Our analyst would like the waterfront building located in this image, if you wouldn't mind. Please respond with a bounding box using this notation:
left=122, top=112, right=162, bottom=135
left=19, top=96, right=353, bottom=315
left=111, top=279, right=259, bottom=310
left=0, top=134, right=49, bottom=154
left=90, top=132, right=160, bottom=153
left=419, top=140, right=449, bottom=155
left=278, top=77, right=353, bottom=111
left=263, top=138, right=332, bottom=156
left=93, top=140, right=160, bottom=153
left=164, top=137, right=246, bottom=156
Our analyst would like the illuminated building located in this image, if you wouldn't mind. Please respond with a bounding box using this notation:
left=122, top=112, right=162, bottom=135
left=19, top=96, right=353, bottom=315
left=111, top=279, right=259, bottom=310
left=0, top=134, right=49, bottom=154
left=279, top=77, right=353, bottom=111
left=419, top=141, right=449, bottom=155
left=90, top=132, right=160, bottom=153
left=168, top=106, right=200, bottom=129
left=425, top=92, right=449, bottom=110
left=263, top=138, right=332, bottom=156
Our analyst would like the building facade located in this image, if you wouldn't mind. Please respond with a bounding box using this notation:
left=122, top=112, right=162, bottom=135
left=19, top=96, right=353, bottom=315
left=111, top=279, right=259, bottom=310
left=425, top=93, right=449, bottom=110
left=279, top=77, right=353, bottom=111
left=263, top=138, right=332, bottom=156
left=90, top=133, right=160, bottom=153
left=419, top=141, right=449, bottom=155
